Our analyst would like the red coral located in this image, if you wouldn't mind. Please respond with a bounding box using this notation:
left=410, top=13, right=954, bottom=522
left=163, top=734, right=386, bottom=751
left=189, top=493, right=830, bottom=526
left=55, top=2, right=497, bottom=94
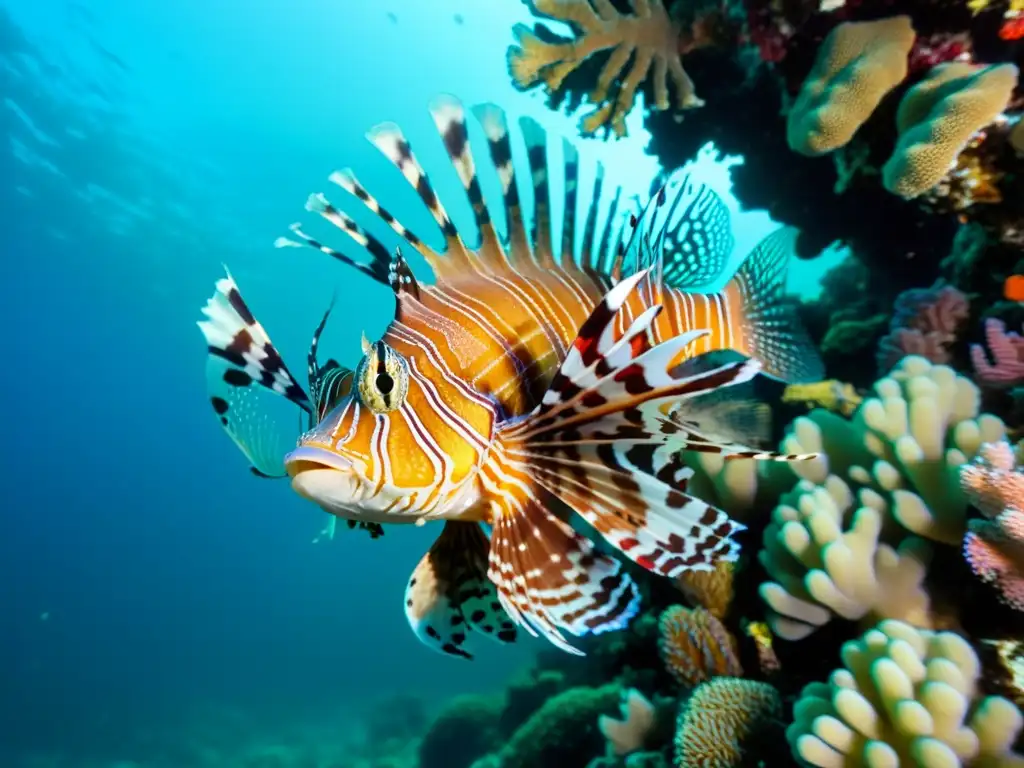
left=907, top=33, right=971, bottom=74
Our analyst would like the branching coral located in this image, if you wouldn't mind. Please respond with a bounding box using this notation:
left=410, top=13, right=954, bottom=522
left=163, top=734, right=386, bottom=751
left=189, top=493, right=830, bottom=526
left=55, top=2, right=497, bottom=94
left=882, top=63, right=1019, bottom=201
left=759, top=474, right=935, bottom=641
left=658, top=605, right=742, bottom=686
left=761, top=357, right=1007, bottom=640
left=971, top=320, right=1024, bottom=389
left=961, top=441, right=1024, bottom=611
left=507, top=0, right=707, bottom=137
left=599, top=688, right=657, bottom=756
left=876, top=284, right=970, bottom=376
left=787, top=620, right=1024, bottom=766
left=675, top=677, right=783, bottom=767
left=781, top=356, right=1006, bottom=546
left=787, top=16, right=916, bottom=157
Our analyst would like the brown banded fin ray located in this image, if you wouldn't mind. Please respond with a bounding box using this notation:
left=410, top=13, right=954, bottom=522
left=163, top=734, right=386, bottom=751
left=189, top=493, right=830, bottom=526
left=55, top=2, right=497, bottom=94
left=197, top=269, right=312, bottom=478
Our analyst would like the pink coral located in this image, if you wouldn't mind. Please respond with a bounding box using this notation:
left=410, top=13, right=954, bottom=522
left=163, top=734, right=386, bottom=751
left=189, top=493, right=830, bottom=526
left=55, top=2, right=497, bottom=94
left=961, top=441, right=1024, bottom=611
left=971, top=319, right=1024, bottom=388
left=907, top=32, right=971, bottom=74
left=876, top=284, right=969, bottom=374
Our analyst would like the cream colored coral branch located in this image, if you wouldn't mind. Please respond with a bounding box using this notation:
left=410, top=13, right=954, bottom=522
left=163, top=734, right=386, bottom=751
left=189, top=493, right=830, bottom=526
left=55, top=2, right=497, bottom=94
left=508, top=0, right=703, bottom=137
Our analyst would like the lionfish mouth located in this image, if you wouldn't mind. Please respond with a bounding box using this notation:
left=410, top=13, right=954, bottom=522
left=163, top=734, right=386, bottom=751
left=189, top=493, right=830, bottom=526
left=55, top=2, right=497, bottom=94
left=284, top=446, right=358, bottom=512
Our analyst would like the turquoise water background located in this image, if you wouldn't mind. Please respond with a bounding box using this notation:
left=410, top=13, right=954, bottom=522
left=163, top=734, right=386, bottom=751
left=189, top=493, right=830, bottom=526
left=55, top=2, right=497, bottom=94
left=0, top=0, right=839, bottom=761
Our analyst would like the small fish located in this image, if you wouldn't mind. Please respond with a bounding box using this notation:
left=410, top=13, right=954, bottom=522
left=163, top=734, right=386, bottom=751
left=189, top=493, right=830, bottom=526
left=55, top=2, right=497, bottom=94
left=1005, top=274, right=1024, bottom=302
left=197, top=95, right=821, bottom=657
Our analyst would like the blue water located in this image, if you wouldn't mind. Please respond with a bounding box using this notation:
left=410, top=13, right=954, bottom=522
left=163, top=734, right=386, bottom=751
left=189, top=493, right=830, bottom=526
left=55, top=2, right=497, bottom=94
left=0, top=1, right=838, bottom=763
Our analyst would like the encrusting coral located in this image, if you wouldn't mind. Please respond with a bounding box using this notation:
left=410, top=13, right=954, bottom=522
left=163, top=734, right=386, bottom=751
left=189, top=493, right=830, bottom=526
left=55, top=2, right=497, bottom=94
left=658, top=605, right=742, bottom=686
left=786, top=17, right=916, bottom=157
left=961, top=441, right=1024, bottom=611
left=507, top=0, right=709, bottom=137
left=760, top=356, right=1007, bottom=640
left=883, top=63, right=1020, bottom=201
left=787, top=619, right=1024, bottom=767
left=675, top=677, right=783, bottom=767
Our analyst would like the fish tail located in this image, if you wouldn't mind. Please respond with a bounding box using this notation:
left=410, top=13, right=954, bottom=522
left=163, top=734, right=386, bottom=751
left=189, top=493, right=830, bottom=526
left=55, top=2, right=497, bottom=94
left=404, top=521, right=520, bottom=659
left=483, top=271, right=819, bottom=648
left=723, top=227, right=824, bottom=383
left=197, top=269, right=312, bottom=477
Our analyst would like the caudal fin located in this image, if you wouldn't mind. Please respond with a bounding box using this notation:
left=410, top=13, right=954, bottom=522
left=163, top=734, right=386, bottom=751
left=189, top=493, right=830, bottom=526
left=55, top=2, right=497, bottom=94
left=727, top=227, right=824, bottom=383
left=404, top=521, right=519, bottom=660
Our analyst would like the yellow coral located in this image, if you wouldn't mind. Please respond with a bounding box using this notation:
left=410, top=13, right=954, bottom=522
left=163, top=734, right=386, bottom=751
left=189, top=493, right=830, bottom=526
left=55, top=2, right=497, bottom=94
left=676, top=677, right=783, bottom=767
left=787, top=16, right=916, bottom=157
left=788, top=620, right=1024, bottom=767
left=507, top=0, right=704, bottom=137
left=883, top=62, right=1019, bottom=200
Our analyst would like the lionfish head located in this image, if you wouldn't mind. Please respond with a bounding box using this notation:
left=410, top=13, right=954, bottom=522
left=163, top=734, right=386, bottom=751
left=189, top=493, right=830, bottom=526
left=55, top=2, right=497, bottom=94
left=284, top=335, right=492, bottom=523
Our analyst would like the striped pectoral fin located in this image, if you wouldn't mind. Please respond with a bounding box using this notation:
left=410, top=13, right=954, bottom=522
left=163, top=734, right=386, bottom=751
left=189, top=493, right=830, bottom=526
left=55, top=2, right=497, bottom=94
left=404, top=522, right=518, bottom=660
left=485, top=490, right=641, bottom=655
left=197, top=269, right=312, bottom=478
left=727, top=226, right=825, bottom=383
left=495, top=269, right=821, bottom=579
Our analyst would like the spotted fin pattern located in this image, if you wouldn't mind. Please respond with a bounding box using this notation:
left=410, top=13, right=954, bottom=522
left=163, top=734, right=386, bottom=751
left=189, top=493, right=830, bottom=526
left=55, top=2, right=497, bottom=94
left=484, top=271, right=819, bottom=648
left=729, top=227, right=825, bottom=383
left=622, top=168, right=734, bottom=292
left=197, top=269, right=312, bottom=477
left=404, top=521, right=518, bottom=659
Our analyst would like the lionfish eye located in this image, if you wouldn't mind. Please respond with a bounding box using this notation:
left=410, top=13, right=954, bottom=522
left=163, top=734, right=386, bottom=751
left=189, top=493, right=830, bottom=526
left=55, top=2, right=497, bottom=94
left=356, top=340, right=409, bottom=414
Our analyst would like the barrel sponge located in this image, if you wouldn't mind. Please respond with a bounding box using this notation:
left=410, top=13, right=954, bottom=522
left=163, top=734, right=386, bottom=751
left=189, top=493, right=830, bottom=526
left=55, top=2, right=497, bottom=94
left=759, top=474, right=934, bottom=641
left=787, top=620, right=1024, bottom=767
left=787, top=16, right=916, bottom=157
left=883, top=63, right=1019, bottom=199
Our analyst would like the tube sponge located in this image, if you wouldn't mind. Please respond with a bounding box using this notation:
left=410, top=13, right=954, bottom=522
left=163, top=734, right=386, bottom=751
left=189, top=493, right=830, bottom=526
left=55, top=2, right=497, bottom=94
left=787, top=16, right=916, bottom=156
left=788, top=619, right=1024, bottom=767
left=883, top=63, right=1019, bottom=200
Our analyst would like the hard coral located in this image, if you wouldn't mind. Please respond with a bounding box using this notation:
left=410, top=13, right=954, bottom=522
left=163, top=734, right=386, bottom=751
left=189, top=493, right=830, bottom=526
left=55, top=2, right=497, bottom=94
left=658, top=605, right=742, bottom=686
left=883, top=62, right=1020, bottom=201
left=787, top=16, right=916, bottom=157
left=675, top=677, right=784, bottom=767
left=972, top=319, right=1024, bottom=389
left=508, top=0, right=709, bottom=137
left=418, top=693, right=502, bottom=768
left=961, top=441, right=1024, bottom=611
left=788, top=619, right=1024, bottom=766
left=876, top=283, right=970, bottom=376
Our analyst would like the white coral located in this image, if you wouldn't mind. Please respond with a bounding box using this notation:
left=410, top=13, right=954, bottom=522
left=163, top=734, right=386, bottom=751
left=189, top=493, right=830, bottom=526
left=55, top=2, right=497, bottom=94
left=759, top=475, right=933, bottom=641
left=788, top=620, right=1024, bottom=767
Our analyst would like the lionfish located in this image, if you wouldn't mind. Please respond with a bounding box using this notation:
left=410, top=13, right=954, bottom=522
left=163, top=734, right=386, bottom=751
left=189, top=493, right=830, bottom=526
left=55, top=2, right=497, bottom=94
left=198, top=95, right=822, bottom=658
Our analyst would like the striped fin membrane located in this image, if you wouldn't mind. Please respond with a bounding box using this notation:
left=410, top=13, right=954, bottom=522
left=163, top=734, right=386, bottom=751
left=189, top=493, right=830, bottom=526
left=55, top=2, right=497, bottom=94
left=483, top=270, right=819, bottom=650
left=274, top=94, right=634, bottom=302
left=197, top=271, right=382, bottom=537
left=404, top=521, right=518, bottom=659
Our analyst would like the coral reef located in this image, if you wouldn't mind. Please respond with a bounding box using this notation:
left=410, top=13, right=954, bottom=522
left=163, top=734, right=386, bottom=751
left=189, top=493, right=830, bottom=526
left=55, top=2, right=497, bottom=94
left=675, top=677, right=784, bottom=767
left=788, top=620, right=1024, bottom=766
left=658, top=605, right=743, bottom=685
left=877, top=284, right=970, bottom=377
left=508, top=0, right=717, bottom=136
left=961, top=441, right=1024, bottom=611
left=973, top=320, right=1024, bottom=389
left=760, top=356, right=1007, bottom=639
